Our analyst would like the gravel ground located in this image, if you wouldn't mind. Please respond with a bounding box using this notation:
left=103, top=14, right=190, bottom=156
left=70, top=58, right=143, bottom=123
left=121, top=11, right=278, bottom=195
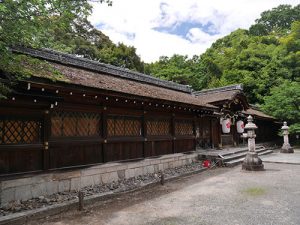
left=0, top=160, right=205, bottom=217
left=26, top=161, right=300, bottom=225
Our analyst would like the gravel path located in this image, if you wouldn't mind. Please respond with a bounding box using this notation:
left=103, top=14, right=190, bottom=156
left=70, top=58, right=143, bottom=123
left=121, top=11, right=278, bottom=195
left=26, top=162, right=300, bottom=225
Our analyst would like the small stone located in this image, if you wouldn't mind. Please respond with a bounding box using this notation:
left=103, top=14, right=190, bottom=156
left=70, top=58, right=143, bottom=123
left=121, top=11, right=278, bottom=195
left=14, top=206, right=22, bottom=212
left=2, top=203, right=12, bottom=211
left=15, top=200, right=21, bottom=205
left=43, top=198, right=50, bottom=204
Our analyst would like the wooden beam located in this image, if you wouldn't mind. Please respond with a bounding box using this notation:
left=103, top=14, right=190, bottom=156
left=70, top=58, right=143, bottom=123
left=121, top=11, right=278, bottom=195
left=171, top=113, right=175, bottom=154
left=43, top=110, right=50, bottom=170
left=102, top=106, right=107, bottom=163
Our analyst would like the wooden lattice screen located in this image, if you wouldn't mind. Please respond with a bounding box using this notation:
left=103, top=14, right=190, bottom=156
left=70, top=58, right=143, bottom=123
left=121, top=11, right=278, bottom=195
left=51, top=111, right=101, bottom=137
left=107, top=115, right=141, bottom=137
left=146, top=118, right=171, bottom=136
left=175, top=120, right=194, bottom=136
left=0, top=118, right=41, bottom=144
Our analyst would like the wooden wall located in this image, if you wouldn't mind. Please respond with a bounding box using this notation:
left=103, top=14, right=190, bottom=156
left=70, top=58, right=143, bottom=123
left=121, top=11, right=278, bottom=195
left=0, top=94, right=205, bottom=176
left=0, top=82, right=280, bottom=177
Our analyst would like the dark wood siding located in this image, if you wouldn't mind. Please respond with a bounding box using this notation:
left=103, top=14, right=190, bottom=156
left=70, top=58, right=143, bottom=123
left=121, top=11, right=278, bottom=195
left=144, top=140, right=173, bottom=157
left=104, top=141, right=143, bottom=162
left=0, top=145, right=44, bottom=174
left=49, top=140, right=103, bottom=169
left=174, top=138, right=195, bottom=153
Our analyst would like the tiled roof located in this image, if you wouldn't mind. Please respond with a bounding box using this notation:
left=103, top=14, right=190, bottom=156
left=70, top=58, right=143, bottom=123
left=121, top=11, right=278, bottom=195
left=46, top=63, right=215, bottom=108
left=193, top=84, right=243, bottom=95
left=243, top=108, right=274, bottom=120
left=195, top=90, right=242, bottom=104
left=10, top=47, right=216, bottom=109
left=12, top=47, right=192, bottom=93
left=193, top=84, right=244, bottom=104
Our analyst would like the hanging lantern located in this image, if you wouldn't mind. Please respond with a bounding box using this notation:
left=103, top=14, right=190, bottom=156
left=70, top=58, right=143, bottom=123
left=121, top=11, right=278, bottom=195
left=222, top=118, right=231, bottom=133
left=236, top=120, right=245, bottom=133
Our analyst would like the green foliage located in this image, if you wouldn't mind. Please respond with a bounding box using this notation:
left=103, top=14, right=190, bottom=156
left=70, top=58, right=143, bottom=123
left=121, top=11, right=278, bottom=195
left=261, top=81, right=300, bottom=134
left=0, top=0, right=111, bottom=49
left=0, top=0, right=105, bottom=98
left=192, top=8, right=300, bottom=103
left=48, top=19, right=145, bottom=72
left=0, top=0, right=146, bottom=100
left=2, top=55, right=67, bottom=81
left=145, top=55, right=205, bottom=90
left=98, top=43, right=145, bottom=72
left=145, top=4, right=299, bottom=130
left=249, top=4, right=300, bottom=36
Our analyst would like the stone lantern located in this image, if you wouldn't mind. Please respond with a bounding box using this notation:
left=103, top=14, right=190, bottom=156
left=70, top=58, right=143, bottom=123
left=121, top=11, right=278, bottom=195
left=280, top=122, right=294, bottom=153
left=242, top=115, right=264, bottom=171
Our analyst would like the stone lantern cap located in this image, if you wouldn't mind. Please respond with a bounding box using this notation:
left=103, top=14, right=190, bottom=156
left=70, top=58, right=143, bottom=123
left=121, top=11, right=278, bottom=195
left=281, top=121, right=289, bottom=130
left=244, top=115, right=257, bottom=130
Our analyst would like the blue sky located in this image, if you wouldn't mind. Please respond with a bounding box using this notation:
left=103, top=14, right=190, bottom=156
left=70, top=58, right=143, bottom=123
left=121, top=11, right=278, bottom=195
left=154, top=21, right=219, bottom=37
left=90, top=0, right=299, bottom=63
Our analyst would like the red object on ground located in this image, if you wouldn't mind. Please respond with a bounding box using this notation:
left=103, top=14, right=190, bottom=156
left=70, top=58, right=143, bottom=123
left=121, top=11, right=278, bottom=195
left=202, top=160, right=211, bottom=168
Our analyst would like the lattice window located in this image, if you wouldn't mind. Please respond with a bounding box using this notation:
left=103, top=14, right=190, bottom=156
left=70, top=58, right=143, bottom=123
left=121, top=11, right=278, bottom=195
left=51, top=111, right=101, bottom=137
left=146, top=118, right=171, bottom=136
left=175, top=120, right=194, bottom=136
left=0, top=118, right=41, bottom=145
left=107, top=115, right=141, bottom=137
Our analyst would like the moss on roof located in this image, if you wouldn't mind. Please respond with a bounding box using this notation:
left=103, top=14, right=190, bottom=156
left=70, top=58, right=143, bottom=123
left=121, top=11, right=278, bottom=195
left=0, top=54, right=69, bottom=82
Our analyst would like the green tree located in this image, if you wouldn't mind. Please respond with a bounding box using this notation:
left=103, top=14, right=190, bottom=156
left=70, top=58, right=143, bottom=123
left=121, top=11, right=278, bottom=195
left=197, top=16, right=300, bottom=103
left=0, top=0, right=111, bottom=98
left=261, top=81, right=300, bottom=134
left=145, top=54, right=205, bottom=90
left=0, top=0, right=145, bottom=98
left=49, top=19, right=145, bottom=72
left=249, top=4, right=300, bottom=36
left=98, top=43, right=145, bottom=72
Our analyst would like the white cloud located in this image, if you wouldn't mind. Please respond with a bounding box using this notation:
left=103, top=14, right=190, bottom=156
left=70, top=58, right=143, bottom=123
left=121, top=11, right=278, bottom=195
left=89, top=0, right=299, bottom=63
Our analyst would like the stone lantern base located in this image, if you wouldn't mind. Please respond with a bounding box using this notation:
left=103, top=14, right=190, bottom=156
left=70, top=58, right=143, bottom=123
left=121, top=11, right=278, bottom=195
left=242, top=152, right=264, bottom=171
left=281, top=143, right=294, bottom=153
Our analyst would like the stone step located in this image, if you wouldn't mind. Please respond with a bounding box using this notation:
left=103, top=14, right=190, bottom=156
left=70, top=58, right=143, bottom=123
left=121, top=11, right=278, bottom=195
left=225, top=150, right=273, bottom=167
left=219, top=145, right=265, bottom=158
left=221, top=146, right=266, bottom=162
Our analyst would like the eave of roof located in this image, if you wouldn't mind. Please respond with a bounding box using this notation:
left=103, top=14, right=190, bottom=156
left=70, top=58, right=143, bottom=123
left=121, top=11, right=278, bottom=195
left=39, top=62, right=216, bottom=109
left=243, top=108, right=274, bottom=120
left=192, top=84, right=250, bottom=110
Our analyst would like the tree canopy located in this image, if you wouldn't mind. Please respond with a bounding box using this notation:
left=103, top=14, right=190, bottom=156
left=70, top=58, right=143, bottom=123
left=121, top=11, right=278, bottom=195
left=145, top=4, right=300, bottom=133
left=144, top=55, right=205, bottom=89
left=261, top=81, right=300, bottom=134
left=0, top=0, right=144, bottom=99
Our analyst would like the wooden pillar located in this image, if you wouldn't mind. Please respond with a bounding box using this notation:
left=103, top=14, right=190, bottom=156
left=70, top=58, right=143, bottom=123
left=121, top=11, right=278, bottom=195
left=193, top=116, right=197, bottom=150
left=209, top=118, right=213, bottom=149
left=142, top=110, right=147, bottom=158
left=102, top=106, right=107, bottom=163
left=171, top=113, right=176, bottom=154
left=43, top=110, right=50, bottom=170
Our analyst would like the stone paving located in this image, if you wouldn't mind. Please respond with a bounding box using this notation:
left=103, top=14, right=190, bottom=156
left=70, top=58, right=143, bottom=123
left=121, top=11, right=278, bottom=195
left=261, top=148, right=300, bottom=164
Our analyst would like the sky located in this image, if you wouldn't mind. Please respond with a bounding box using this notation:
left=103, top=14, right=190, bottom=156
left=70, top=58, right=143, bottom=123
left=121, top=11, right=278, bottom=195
left=89, top=0, right=299, bottom=63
